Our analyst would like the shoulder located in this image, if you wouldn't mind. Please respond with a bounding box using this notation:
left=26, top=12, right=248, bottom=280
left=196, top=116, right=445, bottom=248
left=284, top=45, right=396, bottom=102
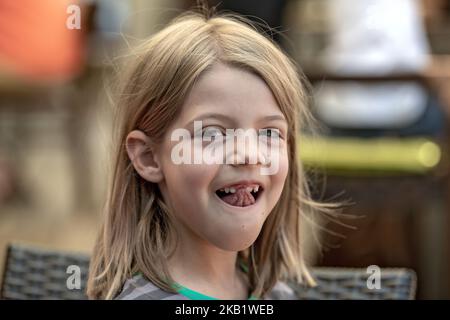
left=114, top=274, right=189, bottom=300
left=263, top=281, right=298, bottom=300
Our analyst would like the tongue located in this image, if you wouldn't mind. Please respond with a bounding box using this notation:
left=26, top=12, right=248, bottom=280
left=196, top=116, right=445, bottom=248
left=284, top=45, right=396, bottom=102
left=221, top=188, right=255, bottom=207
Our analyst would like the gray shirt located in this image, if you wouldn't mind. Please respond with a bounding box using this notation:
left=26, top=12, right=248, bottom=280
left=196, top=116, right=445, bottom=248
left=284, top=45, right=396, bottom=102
left=115, top=273, right=298, bottom=300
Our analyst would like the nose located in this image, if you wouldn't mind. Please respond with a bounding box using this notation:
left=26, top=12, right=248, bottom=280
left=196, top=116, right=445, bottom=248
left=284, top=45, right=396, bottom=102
left=224, top=130, right=267, bottom=166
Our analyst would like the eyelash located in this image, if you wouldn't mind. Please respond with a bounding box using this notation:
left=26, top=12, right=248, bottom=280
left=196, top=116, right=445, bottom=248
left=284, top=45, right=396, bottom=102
left=259, top=128, right=282, bottom=139
left=200, top=126, right=226, bottom=138
left=199, top=126, right=284, bottom=139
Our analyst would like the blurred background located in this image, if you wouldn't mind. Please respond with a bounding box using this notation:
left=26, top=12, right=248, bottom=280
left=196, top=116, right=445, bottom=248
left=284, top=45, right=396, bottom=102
left=0, top=0, right=449, bottom=299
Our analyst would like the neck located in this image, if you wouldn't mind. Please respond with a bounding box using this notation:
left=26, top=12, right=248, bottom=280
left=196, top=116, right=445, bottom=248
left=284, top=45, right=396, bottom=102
left=167, top=224, right=249, bottom=299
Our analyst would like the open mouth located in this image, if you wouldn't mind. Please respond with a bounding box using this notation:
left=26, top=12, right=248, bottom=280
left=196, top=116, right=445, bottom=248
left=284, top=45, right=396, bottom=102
left=215, top=183, right=264, bottom=207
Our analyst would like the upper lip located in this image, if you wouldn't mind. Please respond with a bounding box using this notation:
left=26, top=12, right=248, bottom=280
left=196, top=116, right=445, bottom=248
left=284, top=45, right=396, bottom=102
left=215, top=180, right=264, bottom=191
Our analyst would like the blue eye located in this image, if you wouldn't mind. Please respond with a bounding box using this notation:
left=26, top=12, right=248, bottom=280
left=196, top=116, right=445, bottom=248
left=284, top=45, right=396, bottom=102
left=202, top=126, right=224, bottom=139
left=259, top=128, right=280, bottom=139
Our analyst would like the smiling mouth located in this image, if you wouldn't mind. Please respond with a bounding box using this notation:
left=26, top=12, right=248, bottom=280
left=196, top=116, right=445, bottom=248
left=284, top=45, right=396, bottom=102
left=215, top=183, right=264, bottom=207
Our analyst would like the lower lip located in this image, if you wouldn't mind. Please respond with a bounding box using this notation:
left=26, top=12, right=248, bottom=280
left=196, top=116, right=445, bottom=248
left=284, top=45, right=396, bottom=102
left=213, top=192, right=262, bottom=212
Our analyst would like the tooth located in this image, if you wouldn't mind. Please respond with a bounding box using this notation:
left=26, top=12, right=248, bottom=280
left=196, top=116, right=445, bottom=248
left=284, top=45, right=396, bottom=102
left=219, top=188, right=224, bottom=192
left=230, top=188, right=236, bottom=193
left=254, top=186, right=259, bottom=192
left=246, top=187, right=252, bottom=192
left=225, top=188, right=230, bottom=193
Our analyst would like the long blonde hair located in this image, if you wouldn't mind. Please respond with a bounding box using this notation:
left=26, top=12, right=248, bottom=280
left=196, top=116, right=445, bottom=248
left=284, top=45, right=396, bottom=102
left=88, top=9, right=334, bottom=300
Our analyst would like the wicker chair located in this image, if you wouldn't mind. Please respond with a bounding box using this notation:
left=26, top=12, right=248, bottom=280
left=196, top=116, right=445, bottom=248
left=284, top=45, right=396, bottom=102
left=290, top=267, right=416, bottom=300
left=1, top=244, right=90, bottom=299
left=0, top=243, right=417, bottom=300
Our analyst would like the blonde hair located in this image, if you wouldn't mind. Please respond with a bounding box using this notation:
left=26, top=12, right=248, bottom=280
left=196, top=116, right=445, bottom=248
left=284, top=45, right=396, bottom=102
left=88, top=10, right=333, bottom=300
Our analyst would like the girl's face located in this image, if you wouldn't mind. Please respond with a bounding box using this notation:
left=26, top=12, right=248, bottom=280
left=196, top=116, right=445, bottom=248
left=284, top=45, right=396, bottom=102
left=157, top=63, right=289, bottom=251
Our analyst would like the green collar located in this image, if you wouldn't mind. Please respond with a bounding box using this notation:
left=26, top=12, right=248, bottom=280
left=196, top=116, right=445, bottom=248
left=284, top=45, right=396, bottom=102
left=172, top=283, right=258, bottom=300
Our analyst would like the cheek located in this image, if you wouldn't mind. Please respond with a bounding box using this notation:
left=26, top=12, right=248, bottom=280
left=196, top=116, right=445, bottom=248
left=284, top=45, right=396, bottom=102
left=162, top=139, right=217, bottom=188
left=278, top=148, right=289, bottom=182
left=167, top=165, right=206, bottom=194
left=160, top=147, right=219, bottom=211
left=267, top=147, right=289, bottom=204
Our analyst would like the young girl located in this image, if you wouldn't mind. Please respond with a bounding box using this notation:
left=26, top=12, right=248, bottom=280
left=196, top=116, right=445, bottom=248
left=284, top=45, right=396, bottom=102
left=87, top=9, right=329, bottom=300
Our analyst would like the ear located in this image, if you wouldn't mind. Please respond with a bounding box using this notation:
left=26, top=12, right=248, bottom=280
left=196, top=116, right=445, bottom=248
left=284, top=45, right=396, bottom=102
left=125, top=130, right=164, bottom=183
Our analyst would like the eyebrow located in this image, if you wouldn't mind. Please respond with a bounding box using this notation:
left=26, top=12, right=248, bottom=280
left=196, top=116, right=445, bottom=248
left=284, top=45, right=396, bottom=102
left=184, top=112, right=287, bottom=128
left=261, top=115, right=287, bottom=123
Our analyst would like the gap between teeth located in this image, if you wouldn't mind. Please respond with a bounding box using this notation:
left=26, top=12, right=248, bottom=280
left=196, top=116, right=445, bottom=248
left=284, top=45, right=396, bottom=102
left=219, top=186, right=259, bottom=194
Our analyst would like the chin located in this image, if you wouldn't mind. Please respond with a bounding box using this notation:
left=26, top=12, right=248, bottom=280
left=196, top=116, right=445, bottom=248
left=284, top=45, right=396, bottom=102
left=206, top=226, right=261, bottom=251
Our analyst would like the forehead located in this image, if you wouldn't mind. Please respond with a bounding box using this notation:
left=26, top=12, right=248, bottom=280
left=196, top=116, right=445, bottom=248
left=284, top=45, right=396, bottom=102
left=176, top=63, right=284, bottom=126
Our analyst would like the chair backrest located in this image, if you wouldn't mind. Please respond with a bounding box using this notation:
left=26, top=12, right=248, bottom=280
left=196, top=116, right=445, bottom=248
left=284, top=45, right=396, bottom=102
left=1, top=243, right=417, bottom=300
left=290, top=267, right=417, bottom=300
left=1, top=244, right=89, bottom=299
